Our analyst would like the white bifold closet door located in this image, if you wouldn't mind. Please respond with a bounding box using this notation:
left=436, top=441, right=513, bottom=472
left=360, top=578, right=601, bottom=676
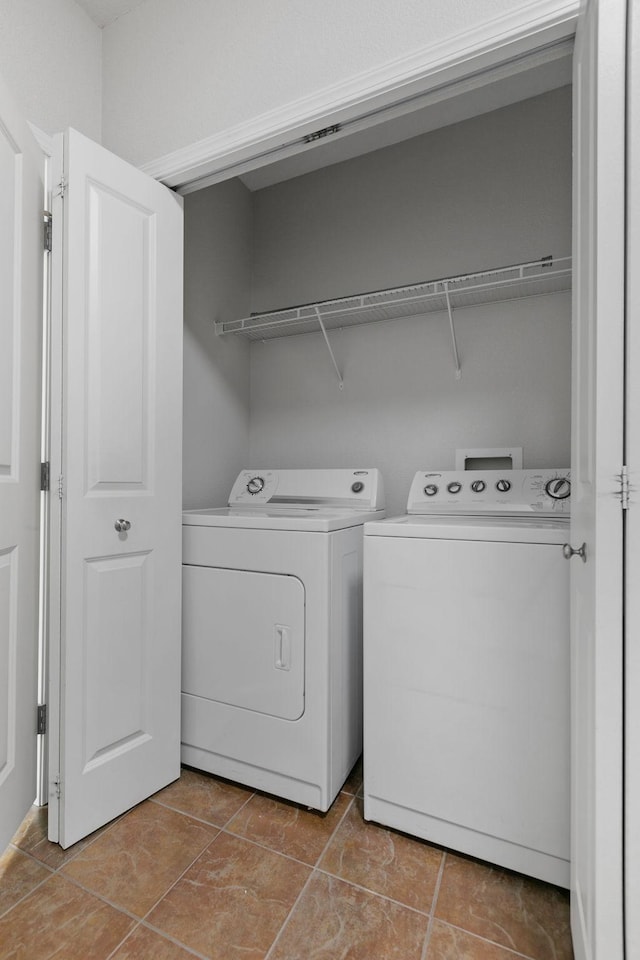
left=570, top=0, right=627, bottom=958
left=0, top=72, right=43, bottom=855
left=47, top=128, right=184, bottom=849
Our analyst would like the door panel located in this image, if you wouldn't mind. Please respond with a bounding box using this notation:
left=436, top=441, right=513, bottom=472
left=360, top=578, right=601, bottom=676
left=83, top=552, right=152, bottom=767
left=49, top=128, right=183, bottom=848
left=570, top=1, right=625, bottom=956
left=0, top=72, right=43, bottom=854
left=85, top=182, right=153, bottom=491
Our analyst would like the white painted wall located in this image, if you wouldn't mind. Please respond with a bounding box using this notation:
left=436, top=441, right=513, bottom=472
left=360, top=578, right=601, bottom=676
left=251, top=89, right=571, bottom=310
left=182, top=178, right=252, bottom=508
left=100, top=0, right=563, bottom=167
left=246, top=89, right=572, bottom=515
left=249, top=296, right=571, bottom=516
left=0, top=0, right=102, bottom=140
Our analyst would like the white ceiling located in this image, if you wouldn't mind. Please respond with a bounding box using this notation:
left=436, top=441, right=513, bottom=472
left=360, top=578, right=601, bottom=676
left=73, top=0, right=148, bottom=27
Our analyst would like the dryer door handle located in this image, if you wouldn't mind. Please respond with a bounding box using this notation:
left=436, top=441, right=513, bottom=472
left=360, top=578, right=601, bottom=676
left=274, top=624, right=291, bottom=671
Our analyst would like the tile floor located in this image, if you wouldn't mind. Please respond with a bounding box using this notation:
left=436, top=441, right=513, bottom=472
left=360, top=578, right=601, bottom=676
left=0, top=761, right=573, bottom=960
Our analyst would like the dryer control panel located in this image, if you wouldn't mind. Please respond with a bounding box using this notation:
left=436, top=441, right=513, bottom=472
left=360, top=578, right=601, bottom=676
left=228, top=468, right=385, bottom=509
left=407, top=469, right=571, bottom=516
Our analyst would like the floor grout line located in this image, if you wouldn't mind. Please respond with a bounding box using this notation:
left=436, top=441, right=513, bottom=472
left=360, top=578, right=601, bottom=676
left=312, top=864, right=433, bottom=917
left=129, top=918, right=215, bottom=960
left=149, top=780, right=258, bottom=831
left=263, top=864, right=318, bottom=960
left=262, top=792, right=357, bottom=960
left=430, top=918, right=540, bottom=960
left=103, top=919, right=145, bottom=960
left=421, top=849, right=447, bottom=959
left=0, top=863, right=56, bottom=922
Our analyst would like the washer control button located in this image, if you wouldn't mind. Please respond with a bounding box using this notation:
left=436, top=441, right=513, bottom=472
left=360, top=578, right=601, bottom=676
left=447, top=481, right=462, bottom=494
left=246, top=476, right=265, bottom=495
left=424, top=483, right=439, bottom=497
left=471, top=480, right=486, bottom=493
left=545, top=477, right=571, bottom=500
left=351, top=481, right=365, bottom=493
left=496, top=479, right=512, bottom=493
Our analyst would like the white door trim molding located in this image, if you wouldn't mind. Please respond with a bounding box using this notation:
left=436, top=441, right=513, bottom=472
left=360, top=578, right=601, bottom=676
left=27, top=123, right=54, bottom=160
left=140, top=0, right=579, bottom=194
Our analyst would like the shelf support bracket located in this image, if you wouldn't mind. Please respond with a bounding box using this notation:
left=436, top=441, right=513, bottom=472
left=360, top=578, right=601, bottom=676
left=314, top=307, right=344, bottom=388
left=443, top=282, right=462, bottom=380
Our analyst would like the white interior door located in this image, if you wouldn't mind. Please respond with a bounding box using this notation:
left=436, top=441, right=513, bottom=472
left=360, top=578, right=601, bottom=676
left=570, top=1, right=626, bottom=957
left=0, top=75, right=43, bottom=854
left=626, top=1, right=640, bottom=955
left=48, top=129, right=183, bottom=848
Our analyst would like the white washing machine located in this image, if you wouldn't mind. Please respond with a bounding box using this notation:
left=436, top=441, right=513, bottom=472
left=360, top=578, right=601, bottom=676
left=181, top=468, right=385, bottom=811
left=363, top=468, right=571, bottom=887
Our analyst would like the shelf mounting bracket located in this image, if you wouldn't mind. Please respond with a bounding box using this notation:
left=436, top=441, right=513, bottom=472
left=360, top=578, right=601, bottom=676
left=314, top=307, right=344, bottom=388
left=443, top=282, right=462, bottom=380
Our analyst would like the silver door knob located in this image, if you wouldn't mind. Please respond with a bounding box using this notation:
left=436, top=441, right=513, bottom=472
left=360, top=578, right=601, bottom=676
left=114, top=519, right=131, bottom=533
left=562, top=542, right=586, bottom=562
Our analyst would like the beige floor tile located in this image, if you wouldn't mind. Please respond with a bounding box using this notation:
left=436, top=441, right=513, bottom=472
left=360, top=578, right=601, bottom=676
left=269, top=871, right=429, bottom=960
left=110, top=923, right=197, bottom=959
left=10, top=805, right=107, bottom=870
left=319, top=798, right=443, bottom=911
left=0, top=873, right=134, bottom=960
left=226, top=790, right=351, bottom=865
left=426, top=920, right=529, bottom=959
left=152, top=766, right=254, bottom=825
left=0, top=846, right=51, bottom=918
left=147, top=831, right=310, bottom=960
left=61, top=800, right=217, bottom=917
left=435, top=854, right=573, bottom=960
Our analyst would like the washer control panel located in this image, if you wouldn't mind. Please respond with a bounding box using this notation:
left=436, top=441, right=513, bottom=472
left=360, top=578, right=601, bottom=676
left=407, top=469, right=571, bottom=516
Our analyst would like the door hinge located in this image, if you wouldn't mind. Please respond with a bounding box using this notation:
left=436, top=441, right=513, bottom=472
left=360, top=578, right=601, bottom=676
left=40, top=461, right=50, bottom=491
left=37, top=704, right=47, bottom=735
left=57, top=474, right=64, bottom=500
left=54, top=175, right=67, bottom=199
left=619, top=465, right=630, bottom=510
left=43, top=211, right=52, bottom=252
left=52, top=773, right=61, bottom=800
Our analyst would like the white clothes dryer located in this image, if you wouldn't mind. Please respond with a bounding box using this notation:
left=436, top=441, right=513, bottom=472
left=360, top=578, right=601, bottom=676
left=181, top=468, right=385, bottom=811
left=363, top=468, right=571, bottom=887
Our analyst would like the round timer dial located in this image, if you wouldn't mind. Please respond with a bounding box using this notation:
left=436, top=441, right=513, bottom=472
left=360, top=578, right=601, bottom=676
left=246, top=476, right=265, bottom=495
left=545, top=477, right=571, bottom=500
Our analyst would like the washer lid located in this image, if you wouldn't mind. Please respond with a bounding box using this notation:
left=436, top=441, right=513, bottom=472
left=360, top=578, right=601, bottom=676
left=364, top=513, right=570, bottom=544
left=183, top=505, right=386, bottom=532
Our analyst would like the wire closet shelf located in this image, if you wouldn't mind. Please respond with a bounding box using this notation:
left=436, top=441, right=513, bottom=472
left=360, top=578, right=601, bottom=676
left=214, top=256, right=572, bottom=342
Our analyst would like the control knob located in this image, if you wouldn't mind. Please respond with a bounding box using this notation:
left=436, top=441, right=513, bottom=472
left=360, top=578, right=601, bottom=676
left=424, top=483, right=439, bottom=497
left=246, top=476, right=265, bottom=495
left=471, top=480, right=486, bottom=493
left=351, top=481, right=364, bottom=493
left=447, top=481, right=462, bottom=494
left=545, top=477, right=571, bottom=500
left=496, top=479, right=511, bottom=493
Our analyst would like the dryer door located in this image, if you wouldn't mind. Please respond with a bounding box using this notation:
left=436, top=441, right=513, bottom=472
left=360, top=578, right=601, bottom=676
left=182, top=566, right=305, bottom=720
